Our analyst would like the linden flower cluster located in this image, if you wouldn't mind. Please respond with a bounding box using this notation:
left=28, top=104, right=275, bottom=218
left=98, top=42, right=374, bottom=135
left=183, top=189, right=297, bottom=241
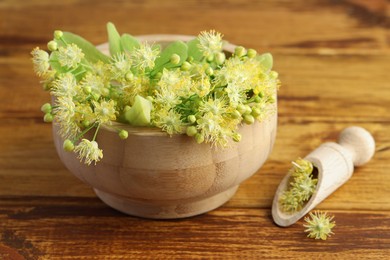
left=279, top=158, right=318, bottom=213
left=31, top=22, right=280, bottom=165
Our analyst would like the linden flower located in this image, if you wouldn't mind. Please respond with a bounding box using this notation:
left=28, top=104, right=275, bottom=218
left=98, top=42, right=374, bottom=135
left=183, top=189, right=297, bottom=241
left=93, top=100, right=117, bottom=124
left=74, top=139, right=103, bottom=165
left=57, top=43, right=84, bottom=69
left=131, top=42, right=159, bottom=70
left=110, top=53, right=132, bottom=80
left=31, top=47, right=50, bottom=76
left=198, top=30, right=223, bottom=57
left=304, top=211, right=336, bottom=240
left=199, top=98, right=228, bottom=116
left=154, top=109, right=183, bottom=135
left=52, top=73, right=77, bottom=97
left=279, top=158, right=317, bottom=213
left=53, top=96, right=80, bottom=140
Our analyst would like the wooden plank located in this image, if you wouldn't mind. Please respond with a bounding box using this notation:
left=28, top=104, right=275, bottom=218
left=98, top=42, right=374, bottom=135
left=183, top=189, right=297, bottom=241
left=1, top=118, right=388, bottom=211
left=0, top=201, right=389, bottom=259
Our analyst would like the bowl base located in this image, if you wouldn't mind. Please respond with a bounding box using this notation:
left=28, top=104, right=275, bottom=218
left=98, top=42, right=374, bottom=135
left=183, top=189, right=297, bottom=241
left=94, top=185, right=239, bottom=219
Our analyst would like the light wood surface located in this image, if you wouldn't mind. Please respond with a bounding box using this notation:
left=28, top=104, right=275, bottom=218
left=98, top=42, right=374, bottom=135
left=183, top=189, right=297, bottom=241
left=1, top=0, right=390, bottom=258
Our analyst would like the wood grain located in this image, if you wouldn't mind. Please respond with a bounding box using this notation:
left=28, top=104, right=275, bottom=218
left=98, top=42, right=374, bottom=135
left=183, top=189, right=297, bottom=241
left=1, top=0, right=390, bottom=258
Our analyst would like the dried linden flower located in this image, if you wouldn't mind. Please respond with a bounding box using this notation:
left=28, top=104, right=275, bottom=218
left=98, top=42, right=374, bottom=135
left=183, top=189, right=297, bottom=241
left=74, top=139, right=103, bottom=165
left=304, top=211, right=336, bottom=240
left=279, top=158, right=317, bottom=213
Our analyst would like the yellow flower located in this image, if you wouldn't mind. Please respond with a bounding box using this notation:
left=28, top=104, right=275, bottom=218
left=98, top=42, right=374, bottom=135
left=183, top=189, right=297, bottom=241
left=52, top=73, right=78, bottom=97
left=131, top=42, right=159, bottom=70
left=153, top=109, right=183, bottom=135
left=31, top=47, right=50, bottom=77
left=198, top=30, right=223, bottom=58
left=57, top=43, right=84, bottom=69
left=74, top=139, right=103, bottom=165
left=304, top=211, right=335, bottom=240
left=93, top=100, right=117, bottom=124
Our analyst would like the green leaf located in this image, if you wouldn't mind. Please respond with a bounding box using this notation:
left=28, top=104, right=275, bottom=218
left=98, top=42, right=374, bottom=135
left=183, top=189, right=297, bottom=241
left=120, top=33, right=140, bottom=53
left=107, top=22, right=122, bottom=56
left=187, top=38, right=203, bottom=61
left=124, top=95, right=152, bottom=126
left=152, top=40, right=188, bottom=74
left=58, top=32, right=110, bottom=64
left=256, top=53, right=273, bottom=71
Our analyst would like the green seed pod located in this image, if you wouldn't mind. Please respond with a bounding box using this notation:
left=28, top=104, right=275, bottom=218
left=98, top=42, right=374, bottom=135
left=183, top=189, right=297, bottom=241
left=40, top=103, right=52, bottom=114
left=186, top=126, right=197, bottom=137
left=195, top=133, right=205, bottom=144
left=243, top=114, right=255, bottom=125
left=43, top=113, right=53, bottom=123
left=118, top=130, right=129, bottom=140
left=63, top=139, right=75, bottom=152
left=170, top=53, right=181, bottom=65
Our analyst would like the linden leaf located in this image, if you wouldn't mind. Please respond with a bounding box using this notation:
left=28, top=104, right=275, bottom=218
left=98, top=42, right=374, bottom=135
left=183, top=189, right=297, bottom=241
left=120, top=33, right=140, bottom=53
left=187, top=38, right=203, bottom=61
left=256, top=53, right=273, bottom=71
left=152, top=40, right=188, bottom=74
left=59, top=32, right=110, bottom=64
left=107, top=22, right=122, bottom=57
left=124, top=95, right=152, bottom=126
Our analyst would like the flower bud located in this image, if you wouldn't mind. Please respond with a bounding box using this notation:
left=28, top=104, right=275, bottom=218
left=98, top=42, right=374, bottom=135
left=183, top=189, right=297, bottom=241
left=251, top=107, right=261, bottom=117
left=40, top=103, right=52, bottom=114
left=170, top=54, right=180, bottom=65
left=195, top=133, right=204, bottom=144
left=125, top=72, right=134, bottom=81
left=237, top=104, right=247, bottom=115
left=186, top=126, right=197, bottom=137
left=83, top=85, right=92, bottom=94
left=47, top=40, right=58, bottom=51
left=231, top=110, right=241, bottom=119
left=270, top=71, right=279, bottom=79
left=54, top=30, right=63, bottom=40
left=82, top=120, right=91, bottom=128
left=215, top=52, right=226, bottom=65
left=243, top=114, right=255, bottom=125
left=254, top=95, right=262, bottom=103
left=187, top=56, right=194, bottom=62
left=43, top=113, right=53, bottom=123
left=187, top=115, right=196, bottom=123
left=206, top=54, right=214, bottom=62
left=181, top=61, right=191, bottom=71
left=232, top=133, right=242, bottom=142
left=247, top=48, right=257, bottom=58
left=234, top=46, right=246, bottom=57
left=63, top=139, right=75, bottom=152
left=205, top=67, right=214, bottom=76
left=119, top=130, right=129, bottom=140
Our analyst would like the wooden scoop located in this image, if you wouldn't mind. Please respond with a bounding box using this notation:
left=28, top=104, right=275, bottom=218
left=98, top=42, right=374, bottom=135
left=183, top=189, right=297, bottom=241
left=272, top=126, right=375, bottom=227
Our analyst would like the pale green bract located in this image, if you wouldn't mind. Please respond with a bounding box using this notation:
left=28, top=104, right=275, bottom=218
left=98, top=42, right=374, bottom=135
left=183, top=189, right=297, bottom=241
left=31, top=22, right=280, bottom=165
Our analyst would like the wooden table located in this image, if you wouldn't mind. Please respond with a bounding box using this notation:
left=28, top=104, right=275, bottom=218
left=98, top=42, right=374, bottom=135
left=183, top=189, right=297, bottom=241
left=1, top=0, right=389, bottom=259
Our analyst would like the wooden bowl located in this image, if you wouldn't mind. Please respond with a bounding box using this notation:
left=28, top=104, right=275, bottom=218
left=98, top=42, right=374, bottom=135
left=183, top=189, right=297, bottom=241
left=52, top=35, right=278, bottom=219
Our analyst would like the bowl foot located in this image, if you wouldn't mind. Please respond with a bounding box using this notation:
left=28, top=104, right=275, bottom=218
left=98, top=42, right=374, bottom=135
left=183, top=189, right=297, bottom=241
left=94, top=185, right=239, bottom=219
